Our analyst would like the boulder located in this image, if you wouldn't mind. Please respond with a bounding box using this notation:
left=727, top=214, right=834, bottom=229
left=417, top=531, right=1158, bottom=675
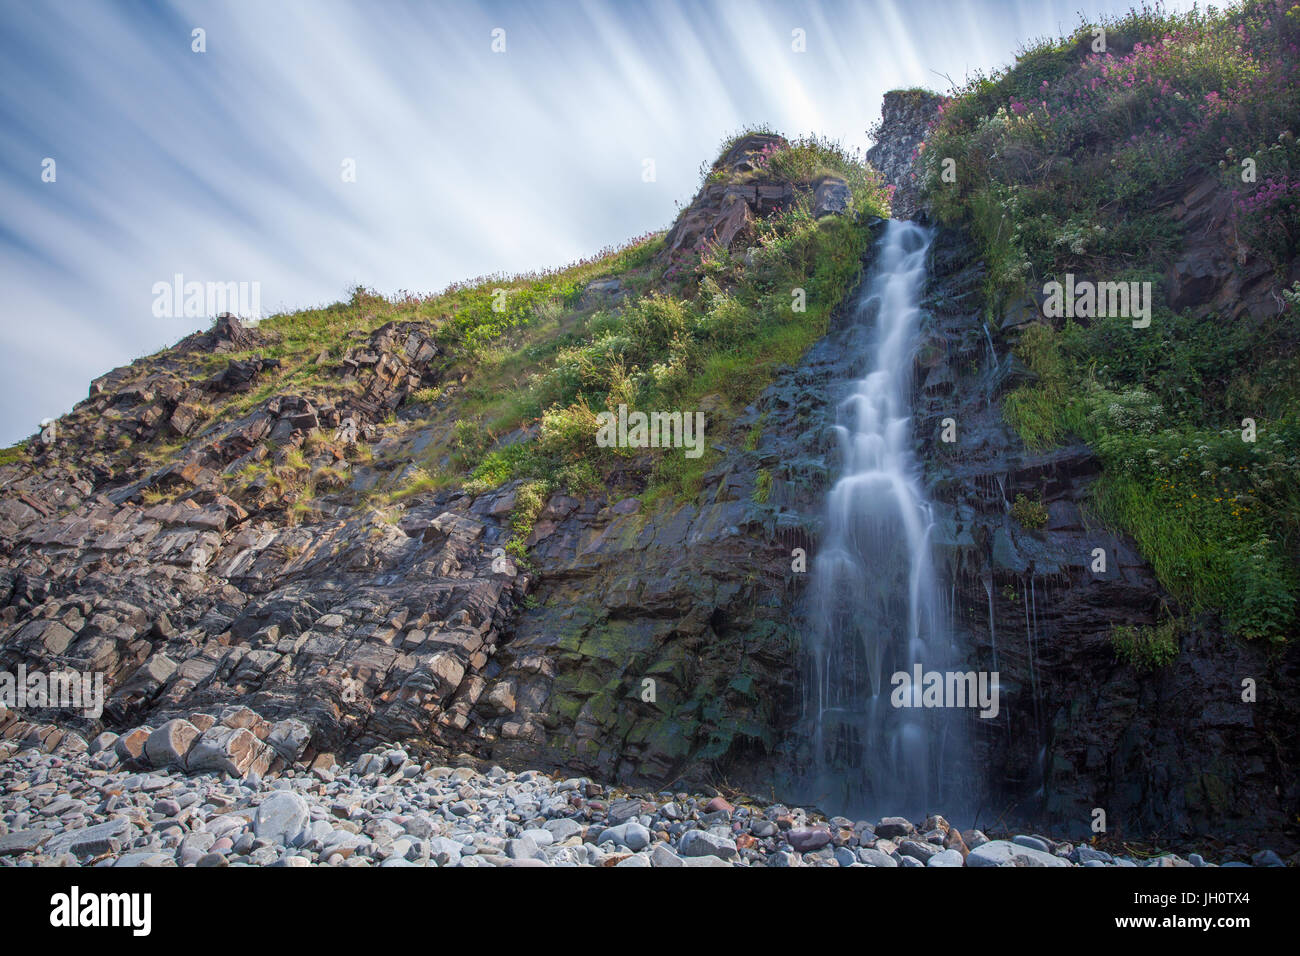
left=966, top=840, right=1071, bottom=868
left=678, top=829, right=737, bottom=860
left=265, top=718, right=312, bottom=764
left=254, top=791, right=310, bottom=845
left=113, top=726, right=151, bottom=765
left=185, top=725, right=271, bottom=778
left=812, top=176, right=851, bottom=218
left=143, top=719, right=200, bottom=769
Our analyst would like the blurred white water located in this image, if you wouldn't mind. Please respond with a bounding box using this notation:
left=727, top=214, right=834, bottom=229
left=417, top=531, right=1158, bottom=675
left=802, top=219, right=966, bottom=819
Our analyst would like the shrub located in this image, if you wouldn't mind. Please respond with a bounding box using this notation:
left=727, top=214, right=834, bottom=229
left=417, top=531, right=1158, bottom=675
left=1010, top=493, right=1048, bottom=529
left=1111, top=619, right=1180, bottom=672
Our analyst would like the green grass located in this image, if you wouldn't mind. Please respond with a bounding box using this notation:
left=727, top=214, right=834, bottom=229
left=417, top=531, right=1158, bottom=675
left=452, top=139, right=889, bottom=507
left=507, top=479, right=552, bottom=557
left=1000, top=321, right=1091, bottom=449
left=1111, top=619, right=1181, bottom=672
left=0, top=443, right=28, bottom=466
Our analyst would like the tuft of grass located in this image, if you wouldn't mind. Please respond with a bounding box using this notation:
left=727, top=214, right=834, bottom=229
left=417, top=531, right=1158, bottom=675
left=140, top=487, right=169, bottom=506
left=506, top=479, right=552, bottom=559
left=1110, top=619, right=1181, bottom=672
left=1001, top=322, right=1089, bottom=450
left=1010, top=493, right=1047, bottom=529
left=0, top=442, right=29, bottom=466
left=389, top=466, right=443, bottom=502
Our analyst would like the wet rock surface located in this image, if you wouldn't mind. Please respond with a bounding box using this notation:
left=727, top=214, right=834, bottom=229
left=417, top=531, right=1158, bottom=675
left=911, top=229, right=1300, bottom=846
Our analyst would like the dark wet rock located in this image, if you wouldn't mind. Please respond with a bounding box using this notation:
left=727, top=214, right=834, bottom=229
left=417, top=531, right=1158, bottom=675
left=908, top=228, right=1300, bottom=850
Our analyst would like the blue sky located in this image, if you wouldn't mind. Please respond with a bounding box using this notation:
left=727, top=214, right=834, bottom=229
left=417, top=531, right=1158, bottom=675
left=0, top=0, right=1197, bottom=446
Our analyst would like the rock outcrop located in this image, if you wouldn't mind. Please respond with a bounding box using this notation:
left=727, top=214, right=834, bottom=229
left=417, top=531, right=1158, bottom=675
left=659, top=132, right=853, bottom=272
left=1165, top=174, right=1300, bottom=319
left=866, top=89, right=945, bottom=221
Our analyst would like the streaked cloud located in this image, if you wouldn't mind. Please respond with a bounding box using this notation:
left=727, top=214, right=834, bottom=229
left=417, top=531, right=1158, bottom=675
left=0, top=0, right=1197, bottom=445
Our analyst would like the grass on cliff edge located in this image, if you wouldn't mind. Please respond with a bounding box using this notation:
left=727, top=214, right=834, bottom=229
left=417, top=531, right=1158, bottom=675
left=390, top=132, right=889, bottom=515
left=454, top=132, right=891, bottom=514
left=922, top=0, right=1300, bottom=642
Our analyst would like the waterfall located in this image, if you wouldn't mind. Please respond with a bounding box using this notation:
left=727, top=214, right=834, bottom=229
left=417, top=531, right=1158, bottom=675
left=982, top=322, right=999, bottom=369
left=799, top=220, right=969, bottom=820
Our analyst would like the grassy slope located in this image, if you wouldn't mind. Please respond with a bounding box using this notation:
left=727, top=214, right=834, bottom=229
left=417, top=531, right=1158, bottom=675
left=4, top=133, right=891, bottom=562
left=923, top=0, right=1300, bottom=642
left=440, top=132, right=892, bottom=550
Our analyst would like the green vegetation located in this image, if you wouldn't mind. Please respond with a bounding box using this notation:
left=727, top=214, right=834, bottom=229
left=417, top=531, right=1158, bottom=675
left=1111, top=618, right=1181, bottom=672
left=924, top=1, right=1300, bottom=641
left=459, top=132, right=891, bottom=504
left=0, top=442, right=28, bottom=466
left=1001, top=322, right=1090, bottom=449
left=1010, top=492, right=1048, bottom=530
left=507, top=479, right=552, bottom=559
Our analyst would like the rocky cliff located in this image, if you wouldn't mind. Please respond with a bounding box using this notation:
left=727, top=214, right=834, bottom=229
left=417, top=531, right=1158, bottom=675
left=866, top=89, right=944, bottom=221
left=0, top=134, right=876, bottom=798
left=912, top=229, right=1299, bottom=848
left=2, top=84, right=1296, bottom=859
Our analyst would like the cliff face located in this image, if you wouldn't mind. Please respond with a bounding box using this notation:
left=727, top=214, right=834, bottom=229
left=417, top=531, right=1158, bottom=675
left=0, top=322, right=530, bottom=762
left=0, top=137, right=878, bottom=794
left=2, top=94, right=1295, bottom=855
left=0, top=285, right=852, bottom=795
left=912, top=230, right=1300, bottom=847
left=866, top=90, right=944, bottom=221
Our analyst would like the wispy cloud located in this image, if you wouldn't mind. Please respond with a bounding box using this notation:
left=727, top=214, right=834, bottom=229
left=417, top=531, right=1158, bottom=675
left=0, top=0, right=1196, bottom=445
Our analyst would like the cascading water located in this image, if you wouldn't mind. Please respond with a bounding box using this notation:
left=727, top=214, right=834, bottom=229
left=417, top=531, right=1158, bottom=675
left=798, top=220, right=969, bottom=820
